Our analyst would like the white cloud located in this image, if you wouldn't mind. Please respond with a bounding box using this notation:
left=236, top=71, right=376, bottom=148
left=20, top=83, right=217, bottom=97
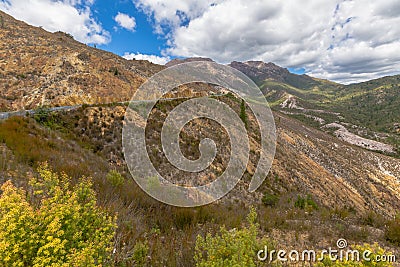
left=135, top=0, right=400, bottom=83
left=0, top=0, right=110, bottom=44
left=114, top=12, right=136, bottom=32
left=134, top=0, right=219, bottom=33
left=123, top=52, right=170, bottom=65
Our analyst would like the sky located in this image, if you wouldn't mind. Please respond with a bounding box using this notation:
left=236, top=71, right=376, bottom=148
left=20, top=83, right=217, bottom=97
left=1, top=0, right=400, bottom=84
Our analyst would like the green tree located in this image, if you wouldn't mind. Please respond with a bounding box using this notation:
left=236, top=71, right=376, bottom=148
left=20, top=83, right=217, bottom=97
left=0, top=163, right=117, bottom=267
left=294, top=194, right=318, bottom=210
left=239, top=99, right=248, bottom=129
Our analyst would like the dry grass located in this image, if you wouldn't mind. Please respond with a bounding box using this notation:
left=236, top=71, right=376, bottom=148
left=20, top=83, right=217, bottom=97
left=1, top=108, right=399, bottom=266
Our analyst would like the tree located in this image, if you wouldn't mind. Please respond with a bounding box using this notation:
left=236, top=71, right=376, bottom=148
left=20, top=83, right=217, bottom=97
left=239, top=99, right=248, bottom=129
left=0, top=163, right=117, bottom=267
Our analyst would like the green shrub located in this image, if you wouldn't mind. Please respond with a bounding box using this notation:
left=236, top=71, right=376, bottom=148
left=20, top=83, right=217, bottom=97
left=262, top=192, right=279, bottom=207
left=33, top=107, right=64, bottom=130
left=385, top=217, right=400, bottom=245
left=132, top=241, right=149, bottom=267
left=109, top=67, right=119, bottom=76
left=194, top=207, right=262, bottom=267
left=239, top=99, right=248, bottom=129
left=106, top=170, right=125, bottom=187
left=331, top=207, right=351, bottom=220
left=295, top=194, right=318, bottom=210
left=33, top=106, right=51, bottom=124
left=0, top=163, right=117, bottom=266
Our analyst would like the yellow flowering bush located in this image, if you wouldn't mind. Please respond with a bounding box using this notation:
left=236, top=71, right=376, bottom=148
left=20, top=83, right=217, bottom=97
left=0, top=163, right=117, bottom=267
left=194, top=207, right=263, bottom=267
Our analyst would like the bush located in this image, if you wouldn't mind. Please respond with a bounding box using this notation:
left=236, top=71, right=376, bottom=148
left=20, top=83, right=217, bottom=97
left=106, top=170, right=125, bottom=187
left=385, top=217, right=400, bottom=245
left=132, top=241, right=149, bottom=267
left=262, top=192, right=279, bottom=207
left=33, top=106, right=52, bottom=124
left=295, top=194, right=318, bottom=210
left=173, top=208, right=195, bottom=230
left=33, top=107, right=65, bottom=131
left=194, top=207, right=262, bottom=267
left=0, top=163, right=117, bottom=266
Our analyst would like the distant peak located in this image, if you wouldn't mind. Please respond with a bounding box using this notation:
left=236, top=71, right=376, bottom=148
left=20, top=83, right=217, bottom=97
left=165, top=57, right=214, bottom=67
left=228, top=60, right=289, bottom=84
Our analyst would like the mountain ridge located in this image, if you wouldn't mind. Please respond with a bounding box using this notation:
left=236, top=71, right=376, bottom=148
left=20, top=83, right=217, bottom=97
left=1, top=8, right=398, bottom=115
left=0, top=10, right=163, bottom=111
left=0, top=10, right=400, bottom=264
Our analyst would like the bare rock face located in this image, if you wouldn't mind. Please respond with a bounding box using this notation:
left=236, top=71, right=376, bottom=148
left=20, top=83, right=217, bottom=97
left=0, top=10, right=164, bottom=111
left=229, top=61, right=290, bottom=83
left=272, top=114, right=400, bottom=217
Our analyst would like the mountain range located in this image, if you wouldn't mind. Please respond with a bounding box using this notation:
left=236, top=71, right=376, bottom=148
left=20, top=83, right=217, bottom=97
left=0, top=10, right=399, bottom=265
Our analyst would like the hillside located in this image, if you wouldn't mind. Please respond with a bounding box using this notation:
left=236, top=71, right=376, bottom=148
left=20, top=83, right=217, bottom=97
left=0, top=10, right=399, bottom=266
left=30, top=100, right=399, bottom=216
left=0, top=10, right=163, bottom=111
left=1, top=100, right=400, bottom=265
left=230, top=60, right=400, bottom=155
left=0, top=8, right=399, bottom=218
left=1, top=7, right=398, bottom=156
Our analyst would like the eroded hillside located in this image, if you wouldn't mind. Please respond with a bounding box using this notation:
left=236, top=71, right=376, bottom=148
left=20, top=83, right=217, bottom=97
left=1, top=10, right=400, bottom=265
left=0, top=10, right=163, bottom=111
left=34, top=96, right=400, bottom=217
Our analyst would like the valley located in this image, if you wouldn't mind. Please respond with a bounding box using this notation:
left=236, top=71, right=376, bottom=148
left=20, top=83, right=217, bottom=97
left=0, top=9, right=399, bottom=266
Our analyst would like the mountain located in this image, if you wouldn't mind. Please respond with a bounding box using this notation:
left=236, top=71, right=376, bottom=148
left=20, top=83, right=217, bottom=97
left=1, top=8, right=398, bottom=154
left=229, top=61, right=340, bottom=109
left=229, top=60, right=400, bottom=155
left=166, top=57, right=214, bottom=67
left=328, top=75, right=400, bottom=134
left=0, top=10, right=163, bottom=111
left=229, top=61, right=320, bottom=88
left=0, top=11, right=400, bottom=265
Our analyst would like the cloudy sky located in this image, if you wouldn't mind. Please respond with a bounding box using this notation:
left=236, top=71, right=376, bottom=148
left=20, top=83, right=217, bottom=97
left=1, top=0, right=400, bottom=84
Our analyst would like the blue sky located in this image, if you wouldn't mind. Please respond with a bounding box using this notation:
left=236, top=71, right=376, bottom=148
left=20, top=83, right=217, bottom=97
left=1, top=0, right=400, bottom=84
left=91, top=0, right=167, bottom=57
